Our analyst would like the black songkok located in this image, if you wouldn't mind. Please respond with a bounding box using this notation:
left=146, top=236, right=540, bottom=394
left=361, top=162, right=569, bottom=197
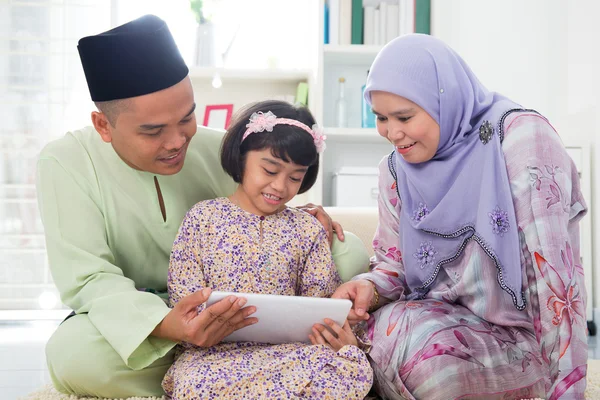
left=78, top=14, right=189, bottom=101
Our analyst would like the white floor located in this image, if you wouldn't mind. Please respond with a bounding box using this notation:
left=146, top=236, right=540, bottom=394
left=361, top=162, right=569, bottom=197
left=0, top=320, right=59, bottom=399
left=0, top=320, right=599, bottom=400
left=590, top=335, right=600, bottom=360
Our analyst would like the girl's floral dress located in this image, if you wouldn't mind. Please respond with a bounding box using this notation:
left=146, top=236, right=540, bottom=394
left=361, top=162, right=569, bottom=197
left=162, top=198, right=373, bottom=399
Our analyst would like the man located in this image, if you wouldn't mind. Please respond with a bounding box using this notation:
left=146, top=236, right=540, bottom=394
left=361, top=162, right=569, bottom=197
left=36, top=14, right=369, bottom=397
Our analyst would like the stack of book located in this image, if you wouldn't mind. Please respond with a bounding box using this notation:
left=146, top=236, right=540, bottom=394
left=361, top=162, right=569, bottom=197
left=324, top=0, right=430, bottom=45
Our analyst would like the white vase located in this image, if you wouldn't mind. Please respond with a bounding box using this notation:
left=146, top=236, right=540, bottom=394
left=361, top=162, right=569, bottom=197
left=194, top=22, right=217, bottom=67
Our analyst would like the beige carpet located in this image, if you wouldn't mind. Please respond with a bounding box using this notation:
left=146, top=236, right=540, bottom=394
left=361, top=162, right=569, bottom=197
left=22, top=359, right=600, bottom=399
left=21, top=386, right=164, bottom=400
left=587, top=359, right=600, bottom=399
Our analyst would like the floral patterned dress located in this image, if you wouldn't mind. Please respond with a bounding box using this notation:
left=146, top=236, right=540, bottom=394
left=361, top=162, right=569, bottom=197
left=355, top=111, right=588, bottom=399
left=162, top=198, right=373, bottom=399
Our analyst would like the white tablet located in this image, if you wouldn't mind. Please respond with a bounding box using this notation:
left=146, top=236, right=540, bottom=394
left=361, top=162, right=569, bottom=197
left=206, top=291, right=352, bottom=344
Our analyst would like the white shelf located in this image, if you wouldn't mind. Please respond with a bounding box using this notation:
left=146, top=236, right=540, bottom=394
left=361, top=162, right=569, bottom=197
left=1, top=234, right=44, bottom=239
left=0, top=148, right=40, bottom=154
left=0, top=309, right=71, bottom=321
left=323, top=45, right=382, bottom=65
left=10, top=1, right=101, bottom=8
left=0, top=198, right=37, bottom=203
left=0, top=248, right=46, bottom=254
left=188, top=67, right=311, bottom=84
left=325, top=127, right=381, bottom=142
left=312, top=0, right=389, bottom=205
left=0, top=184, right=35, bottom=189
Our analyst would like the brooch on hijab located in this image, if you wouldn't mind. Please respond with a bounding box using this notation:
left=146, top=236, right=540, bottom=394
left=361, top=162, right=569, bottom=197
left=479, top=120, right=494, bottom=144
left=414, top=241, right=437, bottom=269
left=412, top=202, right=429, bottom=222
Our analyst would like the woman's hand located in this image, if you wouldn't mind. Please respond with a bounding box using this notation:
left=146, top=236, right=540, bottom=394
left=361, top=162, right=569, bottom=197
left=310, top=319, right=357, bottom=351
left=331, top=280, right=374, bottom=324
left=152, top=288, right=258, bottom=347
left=296, top=203, right=344, bottom=246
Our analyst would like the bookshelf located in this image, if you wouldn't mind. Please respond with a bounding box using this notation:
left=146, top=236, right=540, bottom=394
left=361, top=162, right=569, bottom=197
left=303, top=0, right=430, bottom=207
left=188, top=68, right=311, bottom=84
left=187, top=68, right=313, bottom=156
left=325, top=127, right=378, bottom=141
left=323, top=45, right=382, bottom=65
left=303, top=0, right=597, bottom=333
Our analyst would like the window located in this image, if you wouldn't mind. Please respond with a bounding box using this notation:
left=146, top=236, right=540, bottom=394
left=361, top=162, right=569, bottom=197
left=0, top=0, right=111, bottom=311
left=0, top=0, right=317, bottom=311
left=117, top=0, right=317, bottom=69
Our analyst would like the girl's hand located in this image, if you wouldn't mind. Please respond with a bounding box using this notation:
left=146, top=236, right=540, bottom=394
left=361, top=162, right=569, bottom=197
left=309, top=319, right=357, bottom=351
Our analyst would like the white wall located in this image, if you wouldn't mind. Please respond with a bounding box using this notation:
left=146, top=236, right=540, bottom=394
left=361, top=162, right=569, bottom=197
left=432, top=0, right=569, bottom=130
left=191, top=80, right=300, bottom=122
left=432, top=0, right=600, bottom=309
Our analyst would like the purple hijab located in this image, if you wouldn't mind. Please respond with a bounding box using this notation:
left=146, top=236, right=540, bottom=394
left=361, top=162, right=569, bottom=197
left=365, top=34, right=525, bottom=310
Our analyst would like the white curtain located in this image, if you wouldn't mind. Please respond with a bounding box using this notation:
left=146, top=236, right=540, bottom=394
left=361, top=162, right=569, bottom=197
left=0, top=0, right=317, bottom=311
left=0, top=0, right=110, bottom=310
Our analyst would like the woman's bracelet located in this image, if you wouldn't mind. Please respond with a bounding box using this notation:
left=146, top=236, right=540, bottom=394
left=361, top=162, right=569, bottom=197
left=369, top=281, right=380, bottom=311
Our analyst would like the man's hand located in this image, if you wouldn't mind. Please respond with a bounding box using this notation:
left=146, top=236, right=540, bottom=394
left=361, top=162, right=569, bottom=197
left=297, top=203, right=344, bottom=246
left=152, top=288, right=258, bottom=347
left=331, top=280, right=373, bottom=325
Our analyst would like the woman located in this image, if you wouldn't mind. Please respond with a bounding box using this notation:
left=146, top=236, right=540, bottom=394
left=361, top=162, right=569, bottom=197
left=332, top=34, right=588, bottom=399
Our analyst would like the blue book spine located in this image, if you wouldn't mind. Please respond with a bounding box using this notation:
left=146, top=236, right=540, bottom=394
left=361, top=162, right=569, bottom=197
left=324, top=1, right=330, bottom=44
left=362, top=83, right=376, bottom=128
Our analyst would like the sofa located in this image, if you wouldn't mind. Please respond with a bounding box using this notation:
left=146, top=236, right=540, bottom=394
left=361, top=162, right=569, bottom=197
left=325, top=207, right=379, bottom=282
left=325, top=207, right=379, bottom=258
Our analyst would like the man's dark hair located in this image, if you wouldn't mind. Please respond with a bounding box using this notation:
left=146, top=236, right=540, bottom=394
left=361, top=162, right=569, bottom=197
left=94, top=99, right=131, bottom=127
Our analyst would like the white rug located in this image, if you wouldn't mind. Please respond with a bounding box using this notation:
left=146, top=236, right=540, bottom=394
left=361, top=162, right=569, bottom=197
left=21, top=385, right=164, bottom=400
left=22, top=359, right=600, bottom=399
left=587, top=359, right=600, bottom=399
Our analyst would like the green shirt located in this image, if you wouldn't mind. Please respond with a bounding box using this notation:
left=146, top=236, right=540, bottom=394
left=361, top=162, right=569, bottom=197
left=36, top=125, right=236, bottom=369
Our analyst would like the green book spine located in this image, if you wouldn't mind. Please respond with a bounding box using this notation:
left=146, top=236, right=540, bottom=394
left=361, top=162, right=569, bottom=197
left=415, top=0, right=431, bottom=34
left=351, top=0, right=363, bottom=44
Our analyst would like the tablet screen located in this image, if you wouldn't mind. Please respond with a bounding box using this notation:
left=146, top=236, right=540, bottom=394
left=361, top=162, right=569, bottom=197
left=206, top=291, right=352, bottom=344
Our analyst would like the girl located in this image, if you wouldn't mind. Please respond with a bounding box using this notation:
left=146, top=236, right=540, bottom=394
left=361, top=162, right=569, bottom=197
left=162, top=100, right=373, bottom=399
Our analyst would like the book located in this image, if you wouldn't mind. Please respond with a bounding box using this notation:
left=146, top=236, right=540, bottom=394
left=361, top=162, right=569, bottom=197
left=329, top=0, right=340, bottom=45
left=387, top=3, right=399, bottom=43
left=351, top=0, right=363, bottom=44
left=404, top=0, right=415, bottom=35
left=324, top=1, right=330, bottom=44
left=294, top=82, right=309, bottom=106
left=378, top=1, right=387, bottom=45
left=339, top=0, right=352, bottom=45
left=363, top=6, right=375, bottom=45
left=415, top=0, right=430, bottom=34
left=373, top=7, right=381, bottom=45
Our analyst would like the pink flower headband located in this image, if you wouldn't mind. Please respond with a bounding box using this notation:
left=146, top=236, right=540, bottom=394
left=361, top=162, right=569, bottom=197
left=241, top=111, right=327, bottom=153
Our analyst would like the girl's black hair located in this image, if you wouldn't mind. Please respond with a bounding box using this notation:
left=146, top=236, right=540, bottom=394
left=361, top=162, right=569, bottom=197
left=220, top=100, right=320, bottom=194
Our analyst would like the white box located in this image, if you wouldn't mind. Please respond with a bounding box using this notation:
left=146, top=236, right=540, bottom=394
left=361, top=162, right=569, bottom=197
left=332, top=167, right=379, bottom=207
